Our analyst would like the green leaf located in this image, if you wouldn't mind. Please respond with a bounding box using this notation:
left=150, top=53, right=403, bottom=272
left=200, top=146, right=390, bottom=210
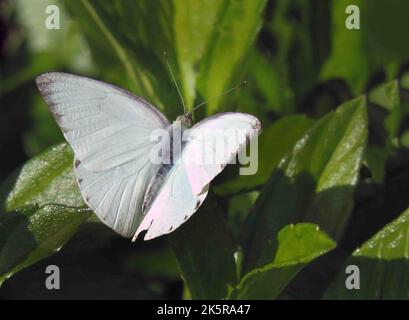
left=227, top=191, right=259, bottom=239
left=215, top=115, right=313, bottom=196
left=273, top=224, right=335, bottom=267
left=355, top=213, right=409, bottom=260
left=228, top=223, right=335, bottom=299
left=363, top=146, right=388, bottom=184
left=173, top=0, right=224, bottom=109
left=2, top=143, right=84, bottom=211
left=23, top=93, right=65, bottom=157
left=12, top=0, right=91, bottom=156
left=364, top=80, right=401, bottom=184
left=0, top=204, right=91, bottom=286
left=399, top=125, right=409, bottom=149
left=321, top=0, right=409, bottom=94
left=0, top=143, right=91, bottom=285
left=64, top=0, right=268, bottom=117
left=16, top=0, right=80, bottom=55
left=197, top=0, right=267, bottom=114
left=402, top=72, right=409, bottom=91
left=241, top=96, right=368, bottom=272
left=369, top=81, right=399, bottom=111
left=320, top=0, right=366, bottom=94
left=245, top=49, right=294, bottom=116
left=127, top=245, right=179, bottom=279
left=170, top=194, right=237, bottom=300
left=237, top=0, right=298, bottom=116
left=64, top=0, right=175, bottom=114
left=323, top=207, right=409, bottom=299
left=0, top=0, right=92, bottom=97
left=369, top=80, right=400, bottom=138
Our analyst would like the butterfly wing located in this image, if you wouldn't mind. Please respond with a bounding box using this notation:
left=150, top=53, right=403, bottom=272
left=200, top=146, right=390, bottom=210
left=36, top=72, right=170, bottom=237
left=182, top=112, right=261, bottom=195
left=134, top=112, right=261, bottom=240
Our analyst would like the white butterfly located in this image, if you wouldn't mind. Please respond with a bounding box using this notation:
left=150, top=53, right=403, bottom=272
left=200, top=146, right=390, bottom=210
left=36, top=72, right=261, bottom=240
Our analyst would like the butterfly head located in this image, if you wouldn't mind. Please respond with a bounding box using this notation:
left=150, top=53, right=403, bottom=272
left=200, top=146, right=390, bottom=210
left=176, top=112, right=193, bottom=128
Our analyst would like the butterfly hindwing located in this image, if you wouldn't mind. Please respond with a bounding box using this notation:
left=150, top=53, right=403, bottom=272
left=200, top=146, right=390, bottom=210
left=134, top=112, right=261, bottom=240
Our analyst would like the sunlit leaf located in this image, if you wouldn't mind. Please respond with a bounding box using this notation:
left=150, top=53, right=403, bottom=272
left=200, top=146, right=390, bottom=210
left=323, top=207, right=409, bottom=299
left=2, top=143, right=83, bottom=211
left=241, top=97, right=367, bottom=272
left=228, top=223, right=335, bottom=299
left=0, top=143, right=91, bottom=285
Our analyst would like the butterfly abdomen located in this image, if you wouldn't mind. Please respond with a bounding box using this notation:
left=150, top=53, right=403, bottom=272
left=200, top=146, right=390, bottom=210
left=142, top=162, right=173, bottom=214
left=142, top=121, right=189, bottom=214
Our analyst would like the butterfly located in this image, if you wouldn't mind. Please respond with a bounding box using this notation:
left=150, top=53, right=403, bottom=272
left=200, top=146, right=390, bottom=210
left=36, top=72, right=261, bottom=240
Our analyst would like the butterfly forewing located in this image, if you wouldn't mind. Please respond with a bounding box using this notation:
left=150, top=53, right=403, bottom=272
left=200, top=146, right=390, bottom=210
left=36, top=72, right=169, bottom=237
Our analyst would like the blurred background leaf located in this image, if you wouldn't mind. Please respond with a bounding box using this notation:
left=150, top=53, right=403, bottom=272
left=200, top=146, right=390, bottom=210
left=321, top=0, right=409, bottom=94
left=364, top=80, right=401, bottom=184
left=64, top=0, right=177, bottom=114
left=173, top=0, right=224, bottom=110
left=196, top=0, right=267, bottom=114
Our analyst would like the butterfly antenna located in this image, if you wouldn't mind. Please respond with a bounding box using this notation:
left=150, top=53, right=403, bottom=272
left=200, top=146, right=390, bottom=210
left=192, top=80, right=247, bottom=113
left=163, top=51, right=186, bottom=113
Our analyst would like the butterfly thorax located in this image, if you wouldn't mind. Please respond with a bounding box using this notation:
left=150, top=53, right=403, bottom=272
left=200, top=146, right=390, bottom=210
left=175, top=112, right=193, bottom=128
